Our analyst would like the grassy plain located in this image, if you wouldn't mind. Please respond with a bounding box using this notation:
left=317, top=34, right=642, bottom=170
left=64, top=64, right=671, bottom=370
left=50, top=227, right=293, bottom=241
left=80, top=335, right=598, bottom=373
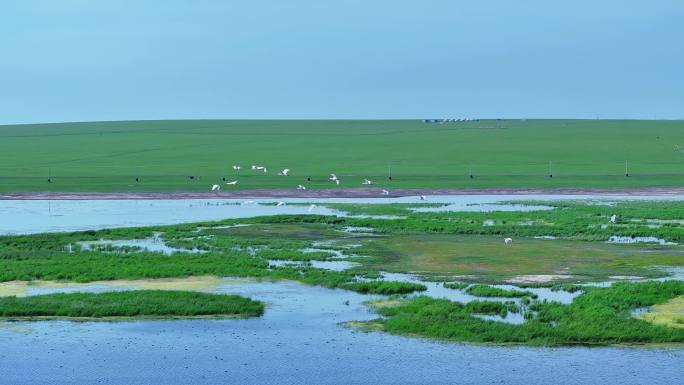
left=1, top=119, right=684, bottom=192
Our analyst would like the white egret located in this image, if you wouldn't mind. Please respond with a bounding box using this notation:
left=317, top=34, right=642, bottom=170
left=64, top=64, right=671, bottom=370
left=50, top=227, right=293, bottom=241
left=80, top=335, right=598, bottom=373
left=362, top=179, right=372, bottom=185
left=329, top=174, right=338, bottom=182
left=297, top=184, right=307, bottom=190
left=381, top=189, right=390, bottom=196
left=225, top=180, right=238, bottom=185
left=211, top=184, right=221, bottom=191
left=276, top=201, right=286, bottom=206
left=610, top=214, right=617, bottom=223
left=504, top=238, right=513, bottom=244
left=233, top=165, right=241, bottom=170
left=279, top=169, right=290, bottom=176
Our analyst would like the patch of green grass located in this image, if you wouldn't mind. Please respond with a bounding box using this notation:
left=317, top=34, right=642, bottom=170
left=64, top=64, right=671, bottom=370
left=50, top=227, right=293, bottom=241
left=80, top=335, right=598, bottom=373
left=465, top=284, right=536, bottom=298
left=0, top=290, right=264, bottom=319
left=443, top=282, right=470, bottom=290
left=353, top=233, right=683, bottom=282
left=340, top=281, right=427, bottom=295
left=2, top=119, right=684, bottom=192
left=372, top=281, right=684, bottom=346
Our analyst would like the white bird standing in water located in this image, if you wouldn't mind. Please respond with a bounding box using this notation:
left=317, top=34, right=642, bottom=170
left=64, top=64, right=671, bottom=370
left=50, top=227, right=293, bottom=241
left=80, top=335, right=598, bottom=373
left=362, top=179, right=372, bottom=185
left=279, top=169, right=290, bottom=176
left=225, top=180, right=238, bottom=185
left=211, top=184, right=221, bottom=191
left=381, top=189, right=390, bottom=196
left=297, top=184, right=307, bottom=190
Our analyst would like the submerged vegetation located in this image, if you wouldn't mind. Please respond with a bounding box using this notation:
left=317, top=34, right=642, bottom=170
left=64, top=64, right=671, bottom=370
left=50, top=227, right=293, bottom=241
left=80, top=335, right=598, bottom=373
left=0, top=290, right=264, bottom=319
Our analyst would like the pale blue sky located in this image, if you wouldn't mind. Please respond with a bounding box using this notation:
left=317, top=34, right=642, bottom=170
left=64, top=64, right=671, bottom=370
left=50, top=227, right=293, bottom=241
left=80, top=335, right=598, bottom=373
left=1, top=0, right=682, bottom=124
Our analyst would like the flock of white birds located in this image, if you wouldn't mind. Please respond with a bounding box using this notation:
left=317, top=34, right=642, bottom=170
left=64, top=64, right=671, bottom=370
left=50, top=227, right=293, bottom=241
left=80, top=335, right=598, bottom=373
left=210, top=165, right=392, bottom=195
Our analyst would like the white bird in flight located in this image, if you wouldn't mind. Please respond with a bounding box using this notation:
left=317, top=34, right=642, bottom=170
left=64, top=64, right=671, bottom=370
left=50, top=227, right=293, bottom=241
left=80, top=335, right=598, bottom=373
left=225, top=180, right=238, bottom=185
left=362, top=179, right=372, bottom=185
left=297, top=184, right=307, bottom=190
left=211, top=184, right=221, bottom=191
left=252, top=165, right=267, bottom=172
left=381, top=189, right=390, bottom=196
left=279, top=169, right=290, bottom=176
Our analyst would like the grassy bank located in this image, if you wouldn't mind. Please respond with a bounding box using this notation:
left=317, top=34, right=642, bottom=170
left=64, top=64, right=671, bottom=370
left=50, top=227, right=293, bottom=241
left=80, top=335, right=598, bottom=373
left=370, top=281, right=684, bottom=346
left=2, top=119, right=684, bottom=192
left=0, top=290, right=264, bottom=319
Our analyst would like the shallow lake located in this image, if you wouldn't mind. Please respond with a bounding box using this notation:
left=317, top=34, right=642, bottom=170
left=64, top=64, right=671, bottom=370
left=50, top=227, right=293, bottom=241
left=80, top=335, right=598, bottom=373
left=1, top=278, right=683, bottom=385
left=2, top=194, right=684, bottom=384
left=3, top=194, right=684, bottom=235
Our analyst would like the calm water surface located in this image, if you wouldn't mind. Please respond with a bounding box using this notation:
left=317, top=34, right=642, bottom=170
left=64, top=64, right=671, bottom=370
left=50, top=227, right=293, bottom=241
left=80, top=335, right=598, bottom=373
left=3, top=194, right=684, bottom=235
left=2, top=279, right=683, bottom=385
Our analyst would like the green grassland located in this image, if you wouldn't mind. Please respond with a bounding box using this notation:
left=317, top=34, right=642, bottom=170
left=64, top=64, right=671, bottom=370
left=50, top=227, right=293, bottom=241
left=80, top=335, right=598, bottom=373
left=1, top=119, right=684, bottom=192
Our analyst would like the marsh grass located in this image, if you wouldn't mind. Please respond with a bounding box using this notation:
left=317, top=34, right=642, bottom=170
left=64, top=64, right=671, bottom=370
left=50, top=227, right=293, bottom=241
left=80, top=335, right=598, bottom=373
left=0, top=290, right=264, bottom=319
left=374, top=281, right=684, bottom=346
left=340, top=281, right=427, bottom=295
left=466, top=284, right=537, bottom=298
left=443, top=282, right=470, bottom=290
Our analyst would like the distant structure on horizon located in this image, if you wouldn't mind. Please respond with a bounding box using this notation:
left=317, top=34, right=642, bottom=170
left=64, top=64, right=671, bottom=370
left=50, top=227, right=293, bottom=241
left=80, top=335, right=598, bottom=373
left=422, top=118, right=478, bottom=123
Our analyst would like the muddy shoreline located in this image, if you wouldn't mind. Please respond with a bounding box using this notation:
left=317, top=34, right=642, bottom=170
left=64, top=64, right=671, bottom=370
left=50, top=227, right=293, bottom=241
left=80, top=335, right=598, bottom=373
left=3, top=187, right=684, bottom=200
